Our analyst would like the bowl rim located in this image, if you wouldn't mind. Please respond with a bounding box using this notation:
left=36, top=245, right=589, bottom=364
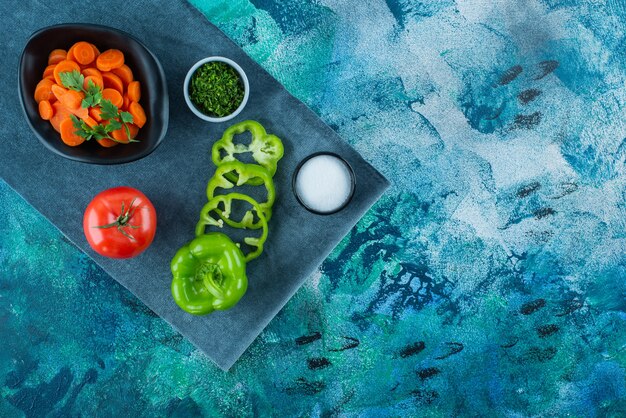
left=291, top=151, right=357, bottom=216
left=183, top=56, right=250, bottom=123
left=18, top=23, right=169, bottom=165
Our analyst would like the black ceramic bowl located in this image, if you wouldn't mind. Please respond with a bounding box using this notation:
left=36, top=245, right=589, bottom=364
left=19, top=24, right=168, bottom=164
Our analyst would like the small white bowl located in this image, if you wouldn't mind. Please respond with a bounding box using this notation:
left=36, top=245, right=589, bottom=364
left=183, top=56, right=250, bottom=123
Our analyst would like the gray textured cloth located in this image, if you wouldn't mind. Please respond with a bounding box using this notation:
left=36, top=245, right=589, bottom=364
left=1, top=0, right=388, bottom=369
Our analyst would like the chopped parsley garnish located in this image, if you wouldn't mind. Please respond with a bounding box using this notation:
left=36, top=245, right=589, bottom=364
left=189, top=62, right=245, bottom=118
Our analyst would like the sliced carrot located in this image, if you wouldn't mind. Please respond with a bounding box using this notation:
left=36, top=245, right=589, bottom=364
left=102, top=88, right=123, bottom=108
left=51, top=84, right=68, bottom=102
left=59, top=118, right=85, bottom=146
left=128, top=102, right=146, bottom=128
left=38, top=100, right=54, bottom=120
left=89, top=106, right=102, bottom=121
left=42, top=64, right=56, bottom=78
left=83, top=75, right=104, bottom=90
left=50, top=102, right=72, bottom=132
left=111, top=123, right=139, bottom=143
left=129, top=123, right=139, bottom=138
left=48, top=49, right=67, bottom=65
left=66, top=44, right=77, bottom=62
left=71, top=105, right=90, bottom=121
left=110, top=128, right=128, bottom=143
left=96, top=49, right=125, bottom=72
left=53, top=60, right=80, bottom=86
left=101, top=72, right=124, bottom=94
left=97, top=138, right=118, bottom=148
left=89, top=43, right=100, bottom=56
left=46, top=86, right=57, bottom=103
left=82, top=116, right=98, bottom=128
left=72, top=42, right=95, bottom=65
left=58, top=90, right=84, bottom=110
left=52, top=87, right=88, bottom=120
left=34, top=78, right=55, bottom=103
left=82, top=67, right=102, bottom=78
left=127, top=81, right=141, bottom=102
left=122, top=93, right=130, bottom=110
left=111, top=64, right=133, bottom=86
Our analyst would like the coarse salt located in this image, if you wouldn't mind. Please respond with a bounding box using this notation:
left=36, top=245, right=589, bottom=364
left=294, top=154, right=354, bottom=214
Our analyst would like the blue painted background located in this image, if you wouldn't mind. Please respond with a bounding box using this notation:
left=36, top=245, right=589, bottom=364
left=1, top=0, right=625, bottom=416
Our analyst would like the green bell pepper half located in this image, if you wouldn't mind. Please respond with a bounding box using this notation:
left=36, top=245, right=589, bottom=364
left=171, top=233, right=247, bottom=315
left=195, top=193, right=269, bottom=262
left=212, top=120, right=284, bottom=186
left=206, top=161, right=275, bottom=222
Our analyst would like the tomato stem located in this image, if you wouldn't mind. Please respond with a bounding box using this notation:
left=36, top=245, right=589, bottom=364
left=92, top=198, right=139, bottom=241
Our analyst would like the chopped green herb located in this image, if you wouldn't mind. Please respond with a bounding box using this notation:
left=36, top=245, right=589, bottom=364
left=59, top=70, right=84, bottom=92
left=189, top=62, right=245, bottom=118
left=82, top=80, right=102, bottom=108
left=99, top=99, right=120, bottom=121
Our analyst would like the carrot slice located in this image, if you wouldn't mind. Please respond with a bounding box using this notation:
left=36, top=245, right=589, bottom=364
left=66, top=44, right=77, bottom=62
left=72, top=42, right=96, bottom=65
left=46, top=87, right=57, bottom=103
left=127, top=81, right=141, bottom=103
left=51, top=87, right=89, bottom=120
left=89, top=106, right=102, bottom=122
left=111, top=64, right=133, bottom=86
left=96, top=49, right=125, bottom=72
left=53, top=60, right=80, bottom=86
left=82, top=116, right=98, bottom=128
left=101, top=72, right=124, bottom=94
left=82, top=67, right=102, bottom=78
left=51, top=84, right=68, bottom=102
left=130, top=123, right=139, bottom=138
left=89, top=43, right=100, bottom=56
left=97, top=138, right=118, bottom=148
left=122, top=93, right=130, bottom=110
left=83, top=75, right=104, bottom=90
left=34, top=78, right=55, bottom=103
left=128, top=102, right=146, bottom=128
left=42, top=64, right=56, bottom=78
left=38, top=100, right=54, bottom=120
left=59, top=118, right=85, bottom=146
left=48, top=49, right=67, bottom=65
left=110, top=128, right=129, bottom=143
left=70, top=105, right=90, bottom=121
left=59, top=90, right=84, bottom=110
left=102, top=88, right=123, bottom=108
left=50, top=102, right=72, bottom=133
left=111, top=123, right=139, bottom=143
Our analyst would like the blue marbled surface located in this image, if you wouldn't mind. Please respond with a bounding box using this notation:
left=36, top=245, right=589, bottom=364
left=1, top=0, right=625, bottom=415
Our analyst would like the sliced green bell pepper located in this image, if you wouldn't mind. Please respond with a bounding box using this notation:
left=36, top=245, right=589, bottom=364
left=171, top=233, right=247, bottom=315
left=206, top=161, right=275, bottom=222
left=212, top=120, right=284, bottom=186
left=195, top=193, right=268, bottom=262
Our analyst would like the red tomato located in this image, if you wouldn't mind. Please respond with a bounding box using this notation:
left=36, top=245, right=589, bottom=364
left=83, top=186, right=157, bottom=258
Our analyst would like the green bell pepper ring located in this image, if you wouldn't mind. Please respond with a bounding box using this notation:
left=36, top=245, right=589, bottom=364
left=207, top=161, right=275, bottom=222
left=195, top=193, right=269, bottom=262
left=212, top=120, right=284, bottom=186
left=171, top=233, right=247, bottom=315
